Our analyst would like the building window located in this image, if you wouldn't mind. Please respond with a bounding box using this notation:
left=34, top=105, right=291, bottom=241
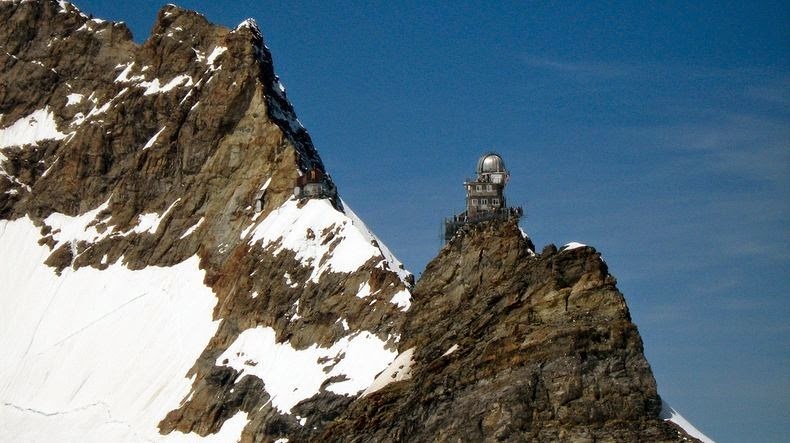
left=481, top=198, right=488, bottom=205
left=475, top=185, right=482, bottom=191
left=492, top=198, right=499, bottom=205
left=486, top=184, right=493, bottom=191
left=471, top=199, right=478, bottom=205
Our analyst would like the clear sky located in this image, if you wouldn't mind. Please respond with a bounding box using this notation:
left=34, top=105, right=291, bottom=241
left=76, top=1, right=789, bottom=441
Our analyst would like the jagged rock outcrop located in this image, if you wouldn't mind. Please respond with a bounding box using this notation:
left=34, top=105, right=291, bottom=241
left=322, top=220, right=697, bottom=442
left=0, top=1, right=704, bottom=442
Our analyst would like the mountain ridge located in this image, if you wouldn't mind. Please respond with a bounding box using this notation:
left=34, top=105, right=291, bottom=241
left=1, top=1, right=413, bottom=440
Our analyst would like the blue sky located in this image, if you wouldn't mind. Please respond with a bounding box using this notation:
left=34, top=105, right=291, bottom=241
left=78, top=1, right=789, bottom=441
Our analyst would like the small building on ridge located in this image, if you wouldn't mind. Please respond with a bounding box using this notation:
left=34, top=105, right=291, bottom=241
left=444, top=152, right=522, bottom=242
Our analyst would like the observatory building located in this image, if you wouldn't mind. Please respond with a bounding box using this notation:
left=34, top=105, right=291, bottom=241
left=294, top=168, right=337, bottom=201
left=291, top=167, right=342, bottom=210
left=465, top=153, right=509, bottom=217
left=444, top=152, right=523, bottom=242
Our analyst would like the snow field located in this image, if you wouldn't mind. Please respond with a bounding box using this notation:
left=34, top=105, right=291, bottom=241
left=216, top=327, right=397, bottom=414
left=0, top=216, right=228, bottom=442
left=246, top=198, right=412, bottom=295
left=0, top=193, right=414, bottom=441
left=0, top=107, right=66, bottom=149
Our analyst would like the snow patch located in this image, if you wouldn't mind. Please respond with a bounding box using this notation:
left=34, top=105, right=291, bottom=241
left=71, top=112, right=85, bottom=126
left=41, top=157, right=58, bottom=176
left=289, top=300, right=301, bottom=320
left=235, top=18, right=259, bottom=32
left=141, top=75, right=193, bottom=96
left=129, top=199, right=180, bottom=235
left=114, top=63, right=193, bottom=95
left=389, top=289, right=411, bottom=311
left=206, top=46, right=227, bottom=68
left=337, top=318, right=350, bottom=331
left=41, top=197, right=180, bottom=253
left=362, top=347, right=415, bottom=397
left=561, top=242, right=587, bottom=251
left=442, top=344, right=459, bottom=357
left=192, top=48, right=205, bottom=63
left=114, top=63, right=144, bottom=83
left=341, top=200, right=412, bottom=283
left=76, top=18, right=106, bottom=33
left=0, top=107, right=66, bottom=149
left=80, top=88, right=128, bottom=123
left=284, top=272, right=298, bottom=288
left=259, top=177, right=273, bottom=192
left=356, top=281, right=373, bottom=299
left=216, top=326, right=396, bottom=414
left=142, top=126, right=166, bottom=150
left=248, top=199, right=383, bottom=283
left=179, top=88, right=195, bottom=105
left=660, top=400, right=715, bottom=443
left=133, top=213, right=162, bottom=234
left=179, top=216, right=204, bottom=239
left=45, top=198, right=111, bottom=246
left=65, top=93, right=83, bottom=106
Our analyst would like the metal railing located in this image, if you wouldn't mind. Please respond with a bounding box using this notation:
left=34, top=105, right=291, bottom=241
left=443, top=206, right=523, bottom=242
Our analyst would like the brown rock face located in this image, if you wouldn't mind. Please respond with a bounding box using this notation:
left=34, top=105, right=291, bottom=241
left=322, top=220, right=697, bottom=442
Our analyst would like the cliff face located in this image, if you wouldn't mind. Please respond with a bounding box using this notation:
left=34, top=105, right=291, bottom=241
left=323, top=220, right=693, bottom=442
left=0, top=1, right=701, bottom=442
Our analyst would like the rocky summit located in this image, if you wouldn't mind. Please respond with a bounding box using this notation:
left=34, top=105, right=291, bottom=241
left=0, top=1, right=706, bottom=442
left=323, top=220, right=693, bottom=442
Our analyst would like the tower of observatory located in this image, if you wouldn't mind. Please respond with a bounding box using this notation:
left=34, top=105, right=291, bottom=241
left=444, top=152, right=523, bottom=242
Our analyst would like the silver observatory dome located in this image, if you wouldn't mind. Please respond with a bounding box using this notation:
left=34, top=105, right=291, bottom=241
left=476, top=152, right=507, bottom=174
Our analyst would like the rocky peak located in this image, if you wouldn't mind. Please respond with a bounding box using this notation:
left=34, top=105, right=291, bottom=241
left=321, top=220, right=698, bottom=442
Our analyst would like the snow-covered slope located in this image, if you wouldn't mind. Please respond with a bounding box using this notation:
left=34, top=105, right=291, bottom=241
left=0, top=198, right=411, bottom=441
left=243, top=198, right=410, bottom=307
left=0, top=216, right=224, bottom=441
